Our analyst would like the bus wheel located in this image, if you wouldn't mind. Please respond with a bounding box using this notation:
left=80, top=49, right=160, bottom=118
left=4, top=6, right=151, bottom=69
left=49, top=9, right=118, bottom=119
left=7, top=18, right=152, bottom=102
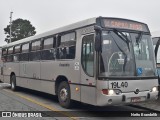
left=58, top=81, right=72, bottom=108
left=11, top=75, right=17, bottom=91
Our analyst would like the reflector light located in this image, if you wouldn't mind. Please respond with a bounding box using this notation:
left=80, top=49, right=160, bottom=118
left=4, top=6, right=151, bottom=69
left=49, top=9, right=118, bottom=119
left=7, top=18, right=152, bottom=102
left=76, top=87, right=79, bottom=91
left=102, top=89, right=108, bottom=95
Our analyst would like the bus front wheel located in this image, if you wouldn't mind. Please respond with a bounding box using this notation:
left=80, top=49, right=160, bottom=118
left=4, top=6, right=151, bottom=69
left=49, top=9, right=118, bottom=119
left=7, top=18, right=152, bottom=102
left=11, top=75, right=17, bottom=91
left=57, top=81, right=72, bottom=108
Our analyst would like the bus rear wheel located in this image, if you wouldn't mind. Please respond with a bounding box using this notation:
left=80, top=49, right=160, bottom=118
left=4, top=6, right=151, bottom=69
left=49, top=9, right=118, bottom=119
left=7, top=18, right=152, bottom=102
left=11, top=75, right=17, bottom=91
left=57, top=81, right=72, bottom=108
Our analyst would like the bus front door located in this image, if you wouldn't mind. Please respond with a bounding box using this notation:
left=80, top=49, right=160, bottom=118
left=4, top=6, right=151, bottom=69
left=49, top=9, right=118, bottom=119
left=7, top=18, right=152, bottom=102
left=80, top=34, right=96, bottom=105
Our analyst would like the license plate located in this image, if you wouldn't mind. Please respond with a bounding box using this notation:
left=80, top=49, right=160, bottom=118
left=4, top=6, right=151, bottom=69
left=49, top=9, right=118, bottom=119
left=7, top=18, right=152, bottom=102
left=131, top=97, right=141, bottom=102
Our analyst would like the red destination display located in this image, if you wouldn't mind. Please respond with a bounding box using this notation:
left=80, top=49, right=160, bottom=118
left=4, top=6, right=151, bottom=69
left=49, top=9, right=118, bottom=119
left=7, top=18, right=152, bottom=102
left=102, top=18, right=149, bottom=32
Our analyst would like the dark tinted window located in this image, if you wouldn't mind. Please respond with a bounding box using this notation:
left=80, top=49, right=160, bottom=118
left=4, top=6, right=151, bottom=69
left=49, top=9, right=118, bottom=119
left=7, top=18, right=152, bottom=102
left=20, top=53, right=29, bottom=61
left=22, top=43, right=29, bottom=53
left=41, top=37, right=56, bottom=60
left=14, top=45, right=21, bottom=53
left=8, top=47, right=13, bottom=54
left=57, top=32, right=76, bottom=59
left=41, top=49, right=56, bottom=60
left=30, top=40, right=41, bottom=61
left=6, top=55, right=13, bottom=62
left=13, top=54, right=19, bottom=62
left=1, top=48, right=7, bottom=62
left=30, top=51, right=41, bottom=61
left=31, top=40, right=41, bottom=51
left=2, top=48, right=7, bottom=55
left=43, top=38, right=53, bottom=49
left=20, top=43, right=29, bottom=61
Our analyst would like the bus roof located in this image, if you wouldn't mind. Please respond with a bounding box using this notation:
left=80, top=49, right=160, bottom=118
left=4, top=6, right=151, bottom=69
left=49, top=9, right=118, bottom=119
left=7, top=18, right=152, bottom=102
left=2, top=17, right=97, bottom=48
left=2, top=16, right=148, bottom=48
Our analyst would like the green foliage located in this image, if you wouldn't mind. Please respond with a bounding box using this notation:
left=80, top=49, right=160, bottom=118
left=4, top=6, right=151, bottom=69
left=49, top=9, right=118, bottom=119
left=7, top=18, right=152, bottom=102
left=4, top=18, right=36, bottom=43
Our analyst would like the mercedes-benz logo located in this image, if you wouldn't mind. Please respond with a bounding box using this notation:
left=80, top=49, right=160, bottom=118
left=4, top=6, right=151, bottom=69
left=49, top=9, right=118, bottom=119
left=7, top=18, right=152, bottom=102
left=134, top=88, right=139, bottom=94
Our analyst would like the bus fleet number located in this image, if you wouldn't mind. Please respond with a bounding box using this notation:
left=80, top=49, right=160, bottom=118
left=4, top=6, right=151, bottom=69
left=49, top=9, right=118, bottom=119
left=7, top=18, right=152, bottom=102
left=111, top=82, right=128, bottom=89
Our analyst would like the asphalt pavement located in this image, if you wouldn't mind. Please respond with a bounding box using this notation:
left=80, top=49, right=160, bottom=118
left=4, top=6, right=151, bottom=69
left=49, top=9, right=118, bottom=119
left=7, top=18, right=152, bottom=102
left=131, top=97, right=160, bottom=112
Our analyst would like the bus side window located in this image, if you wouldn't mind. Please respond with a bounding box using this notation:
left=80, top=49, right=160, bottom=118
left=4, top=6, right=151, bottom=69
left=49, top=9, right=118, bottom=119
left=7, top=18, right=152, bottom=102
left=2, top=48, right=7, bottom=62
left=7, top=47, right=13, bottom=62
left=14, top=45, right=21, bottom=62
left=81, top=34, right=94, bottom=76
left=30, top=40, right=41, bottom=61
left=20, top=43, right=29, bottom=61
left=56, top=32, right=76, bottom=59
left=41, top=37, right=55, bottom=60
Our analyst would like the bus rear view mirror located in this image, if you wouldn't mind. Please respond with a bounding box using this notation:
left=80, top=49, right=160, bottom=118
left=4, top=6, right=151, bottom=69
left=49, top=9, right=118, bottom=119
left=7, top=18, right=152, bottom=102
left=95, top=34, right=101, bottom=52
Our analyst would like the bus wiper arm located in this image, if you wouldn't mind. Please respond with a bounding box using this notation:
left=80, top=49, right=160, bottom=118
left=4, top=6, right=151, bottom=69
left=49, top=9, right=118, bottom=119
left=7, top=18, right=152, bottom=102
left=110, top=35, right=127, bottom=72
left=113, top=29, right=130, bottom=51
left=136, top=32, right=143, bottom=44
left=113, top=29, right=131, bottom=42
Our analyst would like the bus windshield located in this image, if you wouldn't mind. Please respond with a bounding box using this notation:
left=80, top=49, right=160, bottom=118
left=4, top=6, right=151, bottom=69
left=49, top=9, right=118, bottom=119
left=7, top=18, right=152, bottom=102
left=153, top=37, right=160, bottom=64
left=99, top=30, right=156, bottom=77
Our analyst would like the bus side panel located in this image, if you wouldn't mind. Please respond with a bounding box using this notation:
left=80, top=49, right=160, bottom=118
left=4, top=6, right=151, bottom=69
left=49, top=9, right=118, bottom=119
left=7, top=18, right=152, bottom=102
left=3, top=62, right=20, bottom=84
left=3, top=75, right=10, bottom=84
left=19, top=62, right=28, bottom=88
left=40, top=61, right=55, bottom=81
left=40, top=80, right=55, bottom=95
left=40, top=59, right=81, bottom=98
left=53, top=60, right=81, bottom=101
left=40, top=61, right=56, bottom=95
left=26, top=61, right=41, bottom=91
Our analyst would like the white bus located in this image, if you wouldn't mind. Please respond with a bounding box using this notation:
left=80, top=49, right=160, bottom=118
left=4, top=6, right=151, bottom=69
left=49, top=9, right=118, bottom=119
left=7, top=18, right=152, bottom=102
left=1, top=17, right=158, bottom=108
left=152, top=31, right=160, bottom=92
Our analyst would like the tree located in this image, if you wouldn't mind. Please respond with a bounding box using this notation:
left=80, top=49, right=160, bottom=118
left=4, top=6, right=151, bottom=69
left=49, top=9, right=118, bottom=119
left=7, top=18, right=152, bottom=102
left=4, top=18, right=36, bottom=43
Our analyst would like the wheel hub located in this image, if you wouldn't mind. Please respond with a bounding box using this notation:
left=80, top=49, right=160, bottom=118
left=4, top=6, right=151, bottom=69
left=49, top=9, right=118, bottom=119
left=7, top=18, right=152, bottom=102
left=11, top=81, right=14, bottom=89
left=60, top=88, right=68, bottom=102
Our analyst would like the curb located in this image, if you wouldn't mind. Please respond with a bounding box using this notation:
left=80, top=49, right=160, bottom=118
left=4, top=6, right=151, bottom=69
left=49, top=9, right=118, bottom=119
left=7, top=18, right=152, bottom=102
left=0, top=83, right=11, bottom=90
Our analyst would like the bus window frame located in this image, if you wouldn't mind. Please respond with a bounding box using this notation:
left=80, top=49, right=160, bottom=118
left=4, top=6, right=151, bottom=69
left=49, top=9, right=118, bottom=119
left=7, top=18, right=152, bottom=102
left=20, top=42, right=30, bottom=61
left=41, top=36, right=56, bottom=61
left=56, top=32, right=76, bottom=60
left=31, top=40, right=41, bottom=52
left=30, top=40, right=41, bottom=61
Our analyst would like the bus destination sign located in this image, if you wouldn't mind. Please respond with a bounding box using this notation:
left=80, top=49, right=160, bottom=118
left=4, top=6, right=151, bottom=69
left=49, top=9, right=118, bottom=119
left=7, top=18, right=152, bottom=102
left=102, top=18, right=149, bottom=32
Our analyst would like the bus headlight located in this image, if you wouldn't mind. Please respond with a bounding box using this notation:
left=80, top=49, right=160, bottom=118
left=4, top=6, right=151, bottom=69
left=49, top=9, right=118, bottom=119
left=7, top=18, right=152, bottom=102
left=108, top=90, right=114, bottom=95
left=152, top=87, right=158, bottom=92
left=102, top=89, right=115, bottom=95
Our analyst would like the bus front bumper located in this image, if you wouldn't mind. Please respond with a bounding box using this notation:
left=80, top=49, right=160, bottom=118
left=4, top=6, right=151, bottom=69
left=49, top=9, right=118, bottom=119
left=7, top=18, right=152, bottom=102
left=96, top=91, right=158, bottom=106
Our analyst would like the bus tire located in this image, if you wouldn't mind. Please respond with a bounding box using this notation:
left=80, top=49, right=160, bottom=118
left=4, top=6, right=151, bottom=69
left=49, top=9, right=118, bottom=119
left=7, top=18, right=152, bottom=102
left=11, top=75, right=17, bottom=91
left=57, top=81, right=72, bottom=108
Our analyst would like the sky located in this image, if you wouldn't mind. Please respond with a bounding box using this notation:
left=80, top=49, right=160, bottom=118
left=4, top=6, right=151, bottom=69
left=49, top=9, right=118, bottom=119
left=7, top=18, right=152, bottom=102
left=0, top=0, right=160, bottom=46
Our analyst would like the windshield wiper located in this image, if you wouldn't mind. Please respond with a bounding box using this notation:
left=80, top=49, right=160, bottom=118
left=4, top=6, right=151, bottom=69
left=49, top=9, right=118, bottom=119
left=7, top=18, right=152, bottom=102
left=111, top=29, right=131, bottom=72
left=136, top=32, right=143, bottom=44
left=113, top=29, right=131, bottom=51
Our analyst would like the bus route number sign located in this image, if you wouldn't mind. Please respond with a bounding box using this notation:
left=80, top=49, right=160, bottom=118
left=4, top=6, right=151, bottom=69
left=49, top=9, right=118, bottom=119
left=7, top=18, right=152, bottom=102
left=110, top=82, right=128, bottom=89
